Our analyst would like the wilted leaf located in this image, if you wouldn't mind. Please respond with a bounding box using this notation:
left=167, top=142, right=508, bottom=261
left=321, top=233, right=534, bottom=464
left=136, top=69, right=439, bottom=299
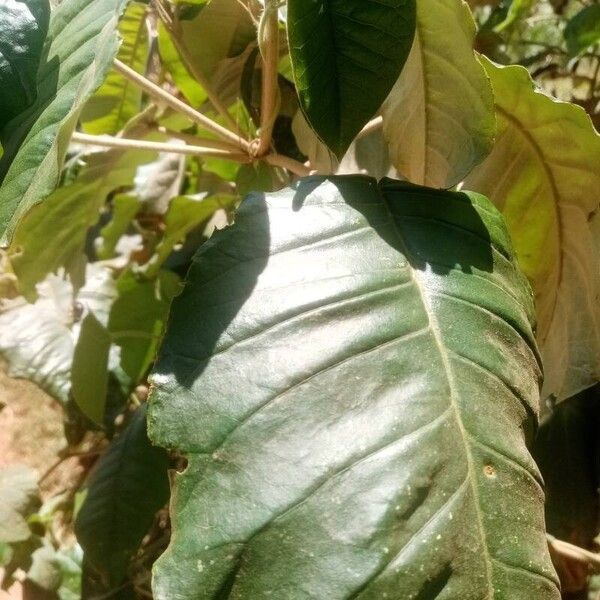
left=134, top=149, right=185, bottom=215
left=381, top=0, right=495, bottom=188
left=464, top=58, right=600, bottom=403
left=0, top=466, right=39, bottom=544
left=81, top=2, right=149, bottom=134
left=0, top=276, right=75, bottom=403
left=75, top=405, right=169, bottom=587
left=0, top=265, right=117, bottom=404
left=149, top=176, right=558, bottom=599
left=0, top=0, right=50, bottom=131
left=0, top=0, right=131, bottom=244
left=288, top=0, right=416, bottom=158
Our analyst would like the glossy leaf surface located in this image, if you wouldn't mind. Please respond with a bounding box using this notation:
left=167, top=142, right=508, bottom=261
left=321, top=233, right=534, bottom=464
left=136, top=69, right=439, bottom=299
left=149, top=176, right=558, bottom=599
left=0, top=0, right=50, bottom=131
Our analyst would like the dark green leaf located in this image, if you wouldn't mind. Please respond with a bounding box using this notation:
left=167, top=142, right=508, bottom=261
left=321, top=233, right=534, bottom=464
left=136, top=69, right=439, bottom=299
left=148, top=176, right=559, bottom=599
left=0, top=0, right=50, bottom=131
left=0, top=0, right=131, bottom=244
left=564, top=4, right=600, bottom=57
left=71, top=312, right=111, bottom=424
left=75, top=405, right=170, bottom=587
left=287, top=1, right=416, bottom=158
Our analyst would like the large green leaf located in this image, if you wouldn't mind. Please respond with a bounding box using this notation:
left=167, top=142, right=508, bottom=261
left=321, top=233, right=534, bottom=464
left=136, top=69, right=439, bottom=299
left=0, top=0, right=130, bottom=244
left=80, top=1, right=149, bottom=134
left=0, top=0, right=50, bottom=131
left=464, top=58, right=600, bottom=403
left=75, top=404, right=170, bottom=588
left=381, top=0, right=495, bottom=188
left=148, top=176, right=558, bottom=599
left=287, top=0, right=416, bottom=158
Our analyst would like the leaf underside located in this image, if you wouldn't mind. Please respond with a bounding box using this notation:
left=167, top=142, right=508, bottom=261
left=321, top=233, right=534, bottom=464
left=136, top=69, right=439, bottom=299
left=381, top=0, right=496, bottom=188
left=148, top=176, right=558, bottom=599
left=287, top=0, right=416, bottom=158
left=464, top=58, right=600, bottom=403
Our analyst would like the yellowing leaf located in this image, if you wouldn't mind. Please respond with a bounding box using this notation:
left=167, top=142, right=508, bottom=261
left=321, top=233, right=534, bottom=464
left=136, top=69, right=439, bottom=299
left=381, top=0, right=495, bottom=188
left=81, top=2, right=149, bottom=134
left=464, top=58, right=600, bottom=402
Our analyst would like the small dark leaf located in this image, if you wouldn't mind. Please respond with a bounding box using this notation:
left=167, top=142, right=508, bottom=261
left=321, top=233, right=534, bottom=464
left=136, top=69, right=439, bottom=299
left=75, top=404, right=170, bottom=588
left=287, top=0, right=416, bottom=157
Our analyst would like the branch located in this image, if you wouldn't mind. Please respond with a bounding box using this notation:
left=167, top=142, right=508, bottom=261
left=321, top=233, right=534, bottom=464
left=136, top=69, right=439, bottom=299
left=357, top=116, right=383, bottom=140
left=71, top=132, right=251, bottom=162
left=547, top=534, right=600, bottom=573
left=155, top=126, right=242, bottom=152
left=254, top=1, right=280, bottom=156
left=113, top=58, right=250, bottom=152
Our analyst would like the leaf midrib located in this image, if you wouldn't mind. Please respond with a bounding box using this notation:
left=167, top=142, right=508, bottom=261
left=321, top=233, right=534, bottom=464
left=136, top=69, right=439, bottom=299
left=377, top=183, right=495, bottom=597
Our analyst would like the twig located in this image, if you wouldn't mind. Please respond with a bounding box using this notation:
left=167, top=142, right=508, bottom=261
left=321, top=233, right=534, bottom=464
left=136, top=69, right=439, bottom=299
left=265, top=153, right=311, bottom=176
left=547, top=534, right=600, bottom=572
left=254, top=1, right=280, bottom=156
left=39, top=450, right=102, bottom=485
left=357, top=116, right=383, bottom=139
left=155, top=2, right=242, bottom=134
left=155, top=125, right=241, bottom=152
left=71, top=132, right=250, bottom=162
left=113, top=58, right=250, bottom=151
left=589, top=57, right=600, bottom=100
